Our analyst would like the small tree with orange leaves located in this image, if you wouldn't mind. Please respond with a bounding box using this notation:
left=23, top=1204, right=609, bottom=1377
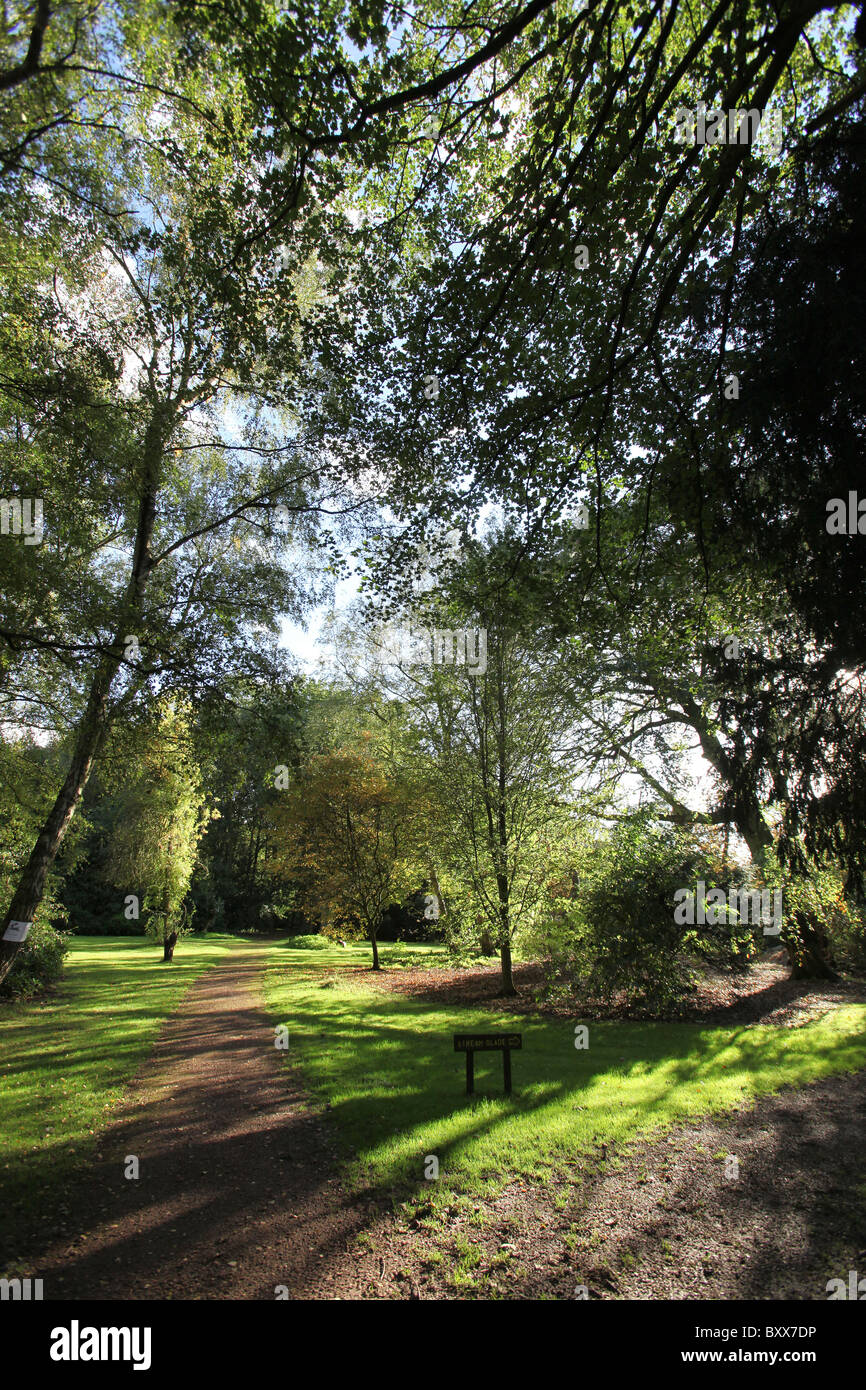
left=268, top=747, right=421, bottom=970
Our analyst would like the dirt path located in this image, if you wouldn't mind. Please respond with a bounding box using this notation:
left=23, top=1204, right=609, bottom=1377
left=26, top=942, right=371, bottom=1300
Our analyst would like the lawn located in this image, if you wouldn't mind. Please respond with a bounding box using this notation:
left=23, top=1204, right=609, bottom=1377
left=0, top=933, right=234, bottom=1236
left=263, top=940, right=866, bottom=1211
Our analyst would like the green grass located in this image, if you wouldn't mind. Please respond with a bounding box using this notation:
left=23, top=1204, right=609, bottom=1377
left=270, top=936, right=452, bottom=970
left=263, top=941, right=866, bottom=1209
left=0, top=933, right=234, bottom=1239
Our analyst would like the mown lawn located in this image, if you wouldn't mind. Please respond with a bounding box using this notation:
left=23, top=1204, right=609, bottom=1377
left=0, top=933, right=234, bottom=1237
left=263, top=941, right=866, bottom=1210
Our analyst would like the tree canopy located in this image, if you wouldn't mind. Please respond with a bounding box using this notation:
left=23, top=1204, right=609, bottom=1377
left=1, top=0, right=864, bottom=999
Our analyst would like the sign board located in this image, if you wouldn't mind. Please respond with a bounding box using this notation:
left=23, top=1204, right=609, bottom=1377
left=453, top=1032, right=522, bottom=1095
left=454, top=1034, right=522, bottom=1052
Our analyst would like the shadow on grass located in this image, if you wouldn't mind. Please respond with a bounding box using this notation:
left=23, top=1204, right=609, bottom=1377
left=493, top=1065, right=866, bottom=1302
left=263, top=950, right=866, bottom=1205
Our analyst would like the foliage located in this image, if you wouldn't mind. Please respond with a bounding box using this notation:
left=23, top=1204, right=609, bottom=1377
left=268, top=742, right=426, bottom=968
left=827, top=900, right=866, bottom=976
left=545, top=818, right=753, bottom=1016
left=1, top=0, right=864, bottom=990
left=102, top=701, right=211, bottom=950
left=763, top=858, right=866, bottom=978
left=0, top=734, right=86, bottom=957
left=0, top=919, right=68, bottom=999
left=190, top=678, right=307, bottom=934
left=337, top=527, right=590, bottom=992
left=277, top=933, right=330, bottom=951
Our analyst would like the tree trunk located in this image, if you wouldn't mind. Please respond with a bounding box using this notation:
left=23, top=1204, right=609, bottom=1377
left=787, top=909, right=838, bottom=981
left=0, top=405, right=167, bottom=986
left=843, top=867, right=866, bottom=913
left=370, top=931, right=380, bottom=971
left=733, top=799, right=774, bottom=865
left=734, top=809, right=836, bottom=979
left=499, top=937, right=516, bottom=997
left=161, top=880, right=176, bottom=961
left=480, top=928, right=496, bottom=956
left=651, top=684, right=838, bottom=981
left=428, top=863, right=446, bottom=919
left=0, top=658, right=115, bottom=984
left=494, top=884, right=515, bottom=994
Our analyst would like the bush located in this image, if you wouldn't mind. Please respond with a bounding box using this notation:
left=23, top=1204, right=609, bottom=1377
left=545, top=819, right=751, bottom=1016
left=830, top=901, right=866, bottom=974
left=0, top=919, right=69, bottom=1000
left=779, top=866, right=866, bottom=976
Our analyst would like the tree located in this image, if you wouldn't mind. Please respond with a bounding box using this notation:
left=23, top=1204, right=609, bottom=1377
left=316, top=0, right=861, bottom=580
left=103, top=700, right=209, bottom=961
left=190, top=674, right=307, bottom=933
left=342, top=526, right=584, bottom=995
left=676, top=113, right=866, bottom=891
left=0, top=18, right=368, bottom=983
left=268, top=744, right=423, bottom=970
left=500, top=464, right=848, bottom=979
left=3, top=0, right=862, bottom=991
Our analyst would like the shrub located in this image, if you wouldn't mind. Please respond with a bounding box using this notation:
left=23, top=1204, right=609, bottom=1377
left=0, top=919, right=69, bottom=1000
left=778, top=865, right=866, bottom=976
left=546, top=818, right=751, bottom=1015
left=829, top=901, right=866, bottom=974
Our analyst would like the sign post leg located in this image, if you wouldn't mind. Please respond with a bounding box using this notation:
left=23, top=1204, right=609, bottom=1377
left=503, top=1047, right=512, bottom=1095
left=466, top=1050, right=474, bottom=1096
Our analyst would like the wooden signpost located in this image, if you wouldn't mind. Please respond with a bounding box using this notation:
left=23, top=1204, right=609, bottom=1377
left=453, top=1032, right=522, bottom=1095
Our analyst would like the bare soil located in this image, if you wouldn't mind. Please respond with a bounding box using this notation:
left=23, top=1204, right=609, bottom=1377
left=363, top=948, right=866, bottom=1028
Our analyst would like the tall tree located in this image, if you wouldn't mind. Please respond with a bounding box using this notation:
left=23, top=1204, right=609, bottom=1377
left=0, top=25, right=366, bottom=982
left=343, top=527, right=583, bottom=995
